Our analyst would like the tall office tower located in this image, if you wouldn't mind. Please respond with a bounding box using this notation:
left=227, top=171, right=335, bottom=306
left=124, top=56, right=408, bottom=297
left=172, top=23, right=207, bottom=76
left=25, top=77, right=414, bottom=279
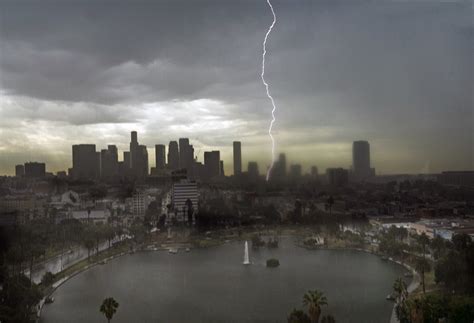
left=352, top=140, right=371, bottom=180
left=248, top=161, right=259, bottom=179
left=139, top=145, right=149, bottom=177
left=290, top=164, right=302, bottom=178
left=271, top=153, right=287, bottom=179
left=233, top=141, right=242, bottom=176
left=220, top=160, right=225, bottom=176
left=311, top=166, right=319, bottom=178
left=24, top=162, right=46, bottom=178
left=131, top=131, right=138, bottom=145
left=193, top=161, right=205, bottom=181
left=123, top=151, right=131, bottom=169
left=187, top=145, right=195, bottom=178
left=130, top=131, right=139, bottom=175
left=15, top=164, right=25, bottom=177
left=155, top=144, right=166, bottom=169
left=129, top=131, right=148, bottom=178
left=204, top=150, right=220, bottom=179
left=72, top=144, right=100, bottom=179
left=100, top=145, right=119, bottom=179
left=168, top=141, right=179, bottom=170
left=178, top=138, right=188, bottom=168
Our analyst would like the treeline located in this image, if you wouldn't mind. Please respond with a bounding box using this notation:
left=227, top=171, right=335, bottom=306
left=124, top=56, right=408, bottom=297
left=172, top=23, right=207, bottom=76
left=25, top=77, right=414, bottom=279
left=0, top=218, right=124, bottom=323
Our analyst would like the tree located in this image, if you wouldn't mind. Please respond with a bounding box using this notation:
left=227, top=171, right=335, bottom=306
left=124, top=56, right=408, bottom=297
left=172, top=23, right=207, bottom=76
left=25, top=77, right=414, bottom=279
left=100, top=297, right=119, bottom=323
left=435, top=234, right=474, bottom=293
left=83, top=236, right=95, bottom=262
left=0, top=274, right=43, bottom=323
left=430, top=235, right=446, bottom=260
left=41, top=271, right=55, bottom=287
left=416, top=233, right=430, bottom=258
left=409, top=298, right=423, bottom=323
left=452, top=233, right=471, bottom=253
left=393, top=278, right=409, bottom=323
left=415, top=257, right=431, bottom=294
left=326, top=196, right=334, bottom=216
left=303, top=290, right=328, bottom=323
left=288, top=308, right=311, bottom=323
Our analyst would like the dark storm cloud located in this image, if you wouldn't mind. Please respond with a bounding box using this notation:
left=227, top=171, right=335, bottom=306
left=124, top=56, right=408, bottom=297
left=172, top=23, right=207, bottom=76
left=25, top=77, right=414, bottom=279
left=0, top=0, right=472, bottom=174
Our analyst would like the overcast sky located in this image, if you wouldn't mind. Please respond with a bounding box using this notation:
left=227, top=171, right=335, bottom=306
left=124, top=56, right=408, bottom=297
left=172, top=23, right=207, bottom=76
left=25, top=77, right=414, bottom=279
left=0, top=0, right=472, bottom=176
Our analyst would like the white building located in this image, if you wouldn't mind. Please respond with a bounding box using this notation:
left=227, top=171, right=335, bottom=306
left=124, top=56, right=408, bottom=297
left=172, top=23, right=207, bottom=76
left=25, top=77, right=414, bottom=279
left=131, top=191, right=150, bottom=216
left=50, top=190, right=81, bottom=209
left=172, top=180, right=198, bottom=222
left=70, top=209, right=110, bottom=225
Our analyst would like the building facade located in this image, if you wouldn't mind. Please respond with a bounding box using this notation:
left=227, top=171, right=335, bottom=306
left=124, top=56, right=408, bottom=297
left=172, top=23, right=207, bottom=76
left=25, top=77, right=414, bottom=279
left=233, top=141, right=242, bottom=176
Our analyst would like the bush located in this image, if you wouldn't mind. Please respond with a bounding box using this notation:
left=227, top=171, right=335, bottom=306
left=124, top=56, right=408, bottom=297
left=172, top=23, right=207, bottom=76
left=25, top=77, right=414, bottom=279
left=251, top=235, right=265, bottom=248
left=266, top=258, right=280, bottom=268
left=41, top=271, right=55, bottom=286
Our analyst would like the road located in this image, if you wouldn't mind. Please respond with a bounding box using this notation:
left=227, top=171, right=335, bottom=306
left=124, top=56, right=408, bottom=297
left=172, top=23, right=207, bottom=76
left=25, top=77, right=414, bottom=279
left=26, top=237, right=122, bottom=284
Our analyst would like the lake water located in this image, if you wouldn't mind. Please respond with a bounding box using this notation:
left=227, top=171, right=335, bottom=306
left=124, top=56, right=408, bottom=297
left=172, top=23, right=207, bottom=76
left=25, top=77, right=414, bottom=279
left=40, top=238, right=408, bottom=323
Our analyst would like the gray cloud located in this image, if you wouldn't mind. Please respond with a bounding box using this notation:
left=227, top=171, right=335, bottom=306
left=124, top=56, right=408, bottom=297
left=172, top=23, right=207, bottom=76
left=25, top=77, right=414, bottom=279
left=0, top=0, right=472, bottom=175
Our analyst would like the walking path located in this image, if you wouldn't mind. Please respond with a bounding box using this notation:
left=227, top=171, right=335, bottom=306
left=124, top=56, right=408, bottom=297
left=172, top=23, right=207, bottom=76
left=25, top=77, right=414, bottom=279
left=389, top=261, right=421, bottom=323
left=26, top=237, right=122, bottom=284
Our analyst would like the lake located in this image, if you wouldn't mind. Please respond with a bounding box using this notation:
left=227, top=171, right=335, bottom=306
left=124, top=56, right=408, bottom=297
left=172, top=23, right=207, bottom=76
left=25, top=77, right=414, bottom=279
left=40, top=237, right=408, bottom=323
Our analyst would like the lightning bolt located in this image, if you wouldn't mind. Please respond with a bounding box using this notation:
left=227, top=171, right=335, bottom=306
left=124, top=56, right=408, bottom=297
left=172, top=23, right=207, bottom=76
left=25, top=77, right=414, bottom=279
left=261, top=0, right=277, bottom=181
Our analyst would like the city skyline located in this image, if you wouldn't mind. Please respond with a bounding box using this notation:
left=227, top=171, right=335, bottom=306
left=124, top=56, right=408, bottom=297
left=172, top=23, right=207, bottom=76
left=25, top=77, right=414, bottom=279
left=2, top=131, right=472, bottom=177
left=10, top=130, right=378, bottom=179
left=0, top=0, right=472, bottom=175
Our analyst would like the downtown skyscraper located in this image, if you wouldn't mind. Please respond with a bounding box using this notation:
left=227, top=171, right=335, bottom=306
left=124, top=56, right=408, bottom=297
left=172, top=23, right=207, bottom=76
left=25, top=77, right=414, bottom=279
left=233, top=141, right=242, bottom=176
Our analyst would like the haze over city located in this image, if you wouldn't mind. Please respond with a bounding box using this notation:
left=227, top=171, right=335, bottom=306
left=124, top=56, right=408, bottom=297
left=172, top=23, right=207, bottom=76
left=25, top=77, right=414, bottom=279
left=1, top=1, right=474, bottom=323
left=0, top=0, right=472, bottom=176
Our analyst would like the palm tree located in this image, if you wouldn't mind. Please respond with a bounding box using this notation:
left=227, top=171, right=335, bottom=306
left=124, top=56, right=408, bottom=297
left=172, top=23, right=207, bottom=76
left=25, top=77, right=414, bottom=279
left=100, top=297, right=119, bottom=323
left=303, top=290, right=328, bottom=323
left=393, top=277, right=408, bottom=300
left=326, top=196, right=334, bottom=216
left=287, top=308, right=311, bottom=323
left=415, top=257, right=430, bottom=294
left=416, top=233, right=431, bottom=294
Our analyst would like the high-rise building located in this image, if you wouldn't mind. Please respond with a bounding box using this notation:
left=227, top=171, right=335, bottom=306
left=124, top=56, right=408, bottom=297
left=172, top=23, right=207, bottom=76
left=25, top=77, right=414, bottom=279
left=72, top=144, right=100, bottom=179
left=15, top=164, right=25, bottom=177
left=168, top=141, right=179, bottom=170
left=129, top=131, right=148, bottom=178
left=24, top=162, right=46, bottom=178
left=233, top=141, right=242, bottom=176
left=311, top=166, right=319, bottom=178
left=123, top=151, right=131, bottom=169
left=155, top=144, right=166, bottom=169
left=290, top=164, right=302, bottom=179
left=352, top=140, right=372, bottom=180
left=204, top=151, right=220, bottom=179
left=220, top=160, right=225, bottom=176
left=187, top=145, right=195, bottom=178
left=179, top=138, right=190, bottom=169
left=100, top=145, right=118, bottom=179
left=178, top=138, right=194, bottom=178
left=271, top=153, right=287, bottom=179
left=139, top=145, right=149, bottom=177
left=326, top=168, right=349, bottom=187
left=248, top=162, right=259, bottom=179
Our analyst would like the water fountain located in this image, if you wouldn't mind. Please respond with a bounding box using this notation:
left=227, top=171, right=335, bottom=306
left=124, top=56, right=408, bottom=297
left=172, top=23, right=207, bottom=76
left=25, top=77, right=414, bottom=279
left=243, top=241, right=250, bottom=265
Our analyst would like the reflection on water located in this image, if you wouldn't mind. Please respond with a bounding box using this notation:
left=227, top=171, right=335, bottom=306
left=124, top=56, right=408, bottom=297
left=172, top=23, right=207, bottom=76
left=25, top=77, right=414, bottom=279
left=41, top=238, right=407, bottom=323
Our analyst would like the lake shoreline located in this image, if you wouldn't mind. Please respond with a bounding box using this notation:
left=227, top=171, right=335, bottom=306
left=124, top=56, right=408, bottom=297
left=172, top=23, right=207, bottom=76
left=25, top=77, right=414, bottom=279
left=39, top=230, right=413, bottom=323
